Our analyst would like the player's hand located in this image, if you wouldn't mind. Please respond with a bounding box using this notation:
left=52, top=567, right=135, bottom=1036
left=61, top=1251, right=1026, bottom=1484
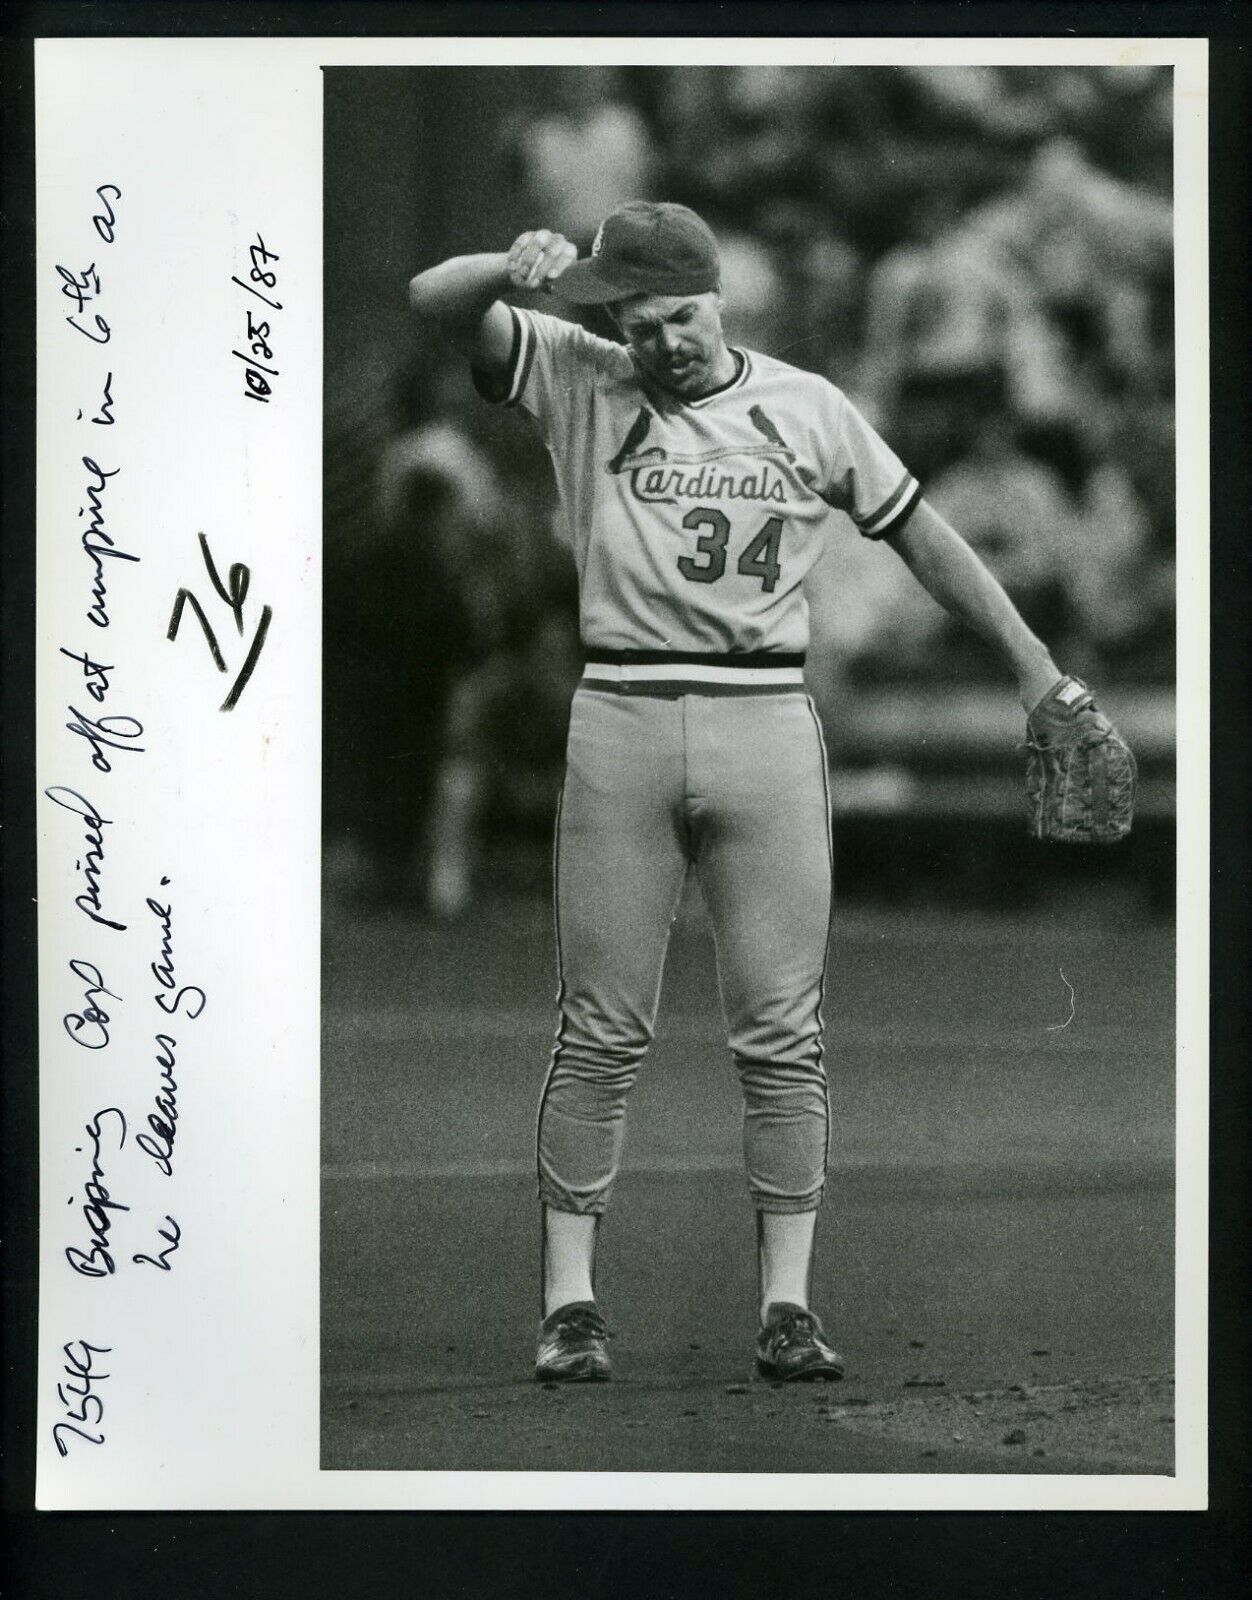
left=506, top=229, right=578, bottom=292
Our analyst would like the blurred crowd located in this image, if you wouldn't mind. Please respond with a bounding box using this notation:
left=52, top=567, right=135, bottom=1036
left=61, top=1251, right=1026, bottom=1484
left=326, top=65, right=1176, bottom=911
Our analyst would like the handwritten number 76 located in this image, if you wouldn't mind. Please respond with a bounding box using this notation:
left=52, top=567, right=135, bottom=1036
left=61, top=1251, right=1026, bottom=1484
left=167, top=533, right=273, bottom=711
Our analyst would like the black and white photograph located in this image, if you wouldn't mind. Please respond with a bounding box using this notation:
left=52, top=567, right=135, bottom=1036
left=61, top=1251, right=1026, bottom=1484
left=320, top=58, right=1186, bottom=1480
left=27, top=27, right=1211, bottom=1521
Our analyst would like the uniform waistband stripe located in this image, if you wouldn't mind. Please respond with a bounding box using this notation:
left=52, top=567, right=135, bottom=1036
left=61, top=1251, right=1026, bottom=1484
left=582, top=661, right=804, bottom=686
left=580, top=677, right=807, bottom=699
left=584, top=648, right=805, bottom=668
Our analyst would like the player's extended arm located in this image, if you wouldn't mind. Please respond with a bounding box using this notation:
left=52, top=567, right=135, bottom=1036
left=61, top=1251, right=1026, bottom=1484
left=889, top=499, right=1136, bottom=843
left=408, top=230, right=578, bottom=376
left=885, top=498, right=1061, bottom=711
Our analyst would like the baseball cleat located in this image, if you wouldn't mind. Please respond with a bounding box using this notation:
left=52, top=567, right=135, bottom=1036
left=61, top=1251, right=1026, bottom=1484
left=755, top=1302, right=845, bottom=1382
left=534, top=1301, right=613, bottom=1382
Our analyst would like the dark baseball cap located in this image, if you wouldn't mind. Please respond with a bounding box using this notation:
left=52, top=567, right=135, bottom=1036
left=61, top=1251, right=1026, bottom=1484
left=554, top=201, right=721, bottom=305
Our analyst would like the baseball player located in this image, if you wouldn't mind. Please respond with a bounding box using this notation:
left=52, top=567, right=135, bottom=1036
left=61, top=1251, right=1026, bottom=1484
left=409, top=202, right=1124, bottom=1384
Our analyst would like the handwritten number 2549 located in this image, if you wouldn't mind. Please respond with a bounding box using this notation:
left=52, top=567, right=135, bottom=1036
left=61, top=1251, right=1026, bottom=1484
left=167, top=534, right=272, bottom=711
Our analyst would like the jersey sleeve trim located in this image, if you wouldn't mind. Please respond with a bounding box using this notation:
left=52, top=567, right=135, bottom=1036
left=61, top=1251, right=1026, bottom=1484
left=855, top=473, right=922, bottom=540
left=471, top=306, right=535, bottom=407
left=503, top=306, right=536, bottom=406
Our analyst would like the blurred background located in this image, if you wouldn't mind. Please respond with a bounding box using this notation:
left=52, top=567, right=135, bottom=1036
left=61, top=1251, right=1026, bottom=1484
left=323, top=64, right=1176, bottom=919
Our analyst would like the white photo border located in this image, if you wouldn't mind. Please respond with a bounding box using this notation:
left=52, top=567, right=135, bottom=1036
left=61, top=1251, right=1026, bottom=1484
left=34, top=33, right=1207, bottom=1512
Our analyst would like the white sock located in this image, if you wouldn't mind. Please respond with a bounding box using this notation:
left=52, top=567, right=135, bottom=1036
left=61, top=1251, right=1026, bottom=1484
left=542, top=1207, right=597, bottom=1318
left=758, top=1210, right=817, bottom=1324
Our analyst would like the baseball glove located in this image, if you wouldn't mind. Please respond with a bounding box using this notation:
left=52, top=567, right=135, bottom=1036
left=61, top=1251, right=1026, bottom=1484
left=1025, top=677, right=1136, bottom=844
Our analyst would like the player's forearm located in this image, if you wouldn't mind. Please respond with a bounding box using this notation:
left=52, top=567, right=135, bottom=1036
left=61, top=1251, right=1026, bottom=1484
left=888, top=500, right=1060, bottom=710
left=408, top=252, right=511, bottom=334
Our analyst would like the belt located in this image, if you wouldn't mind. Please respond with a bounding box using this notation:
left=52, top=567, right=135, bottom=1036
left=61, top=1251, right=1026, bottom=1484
left=580, top=648, right=807, bottom=698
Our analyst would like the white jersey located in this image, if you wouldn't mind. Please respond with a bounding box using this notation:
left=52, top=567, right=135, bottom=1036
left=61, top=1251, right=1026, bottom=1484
left=481, top=307, right=920, bottom=660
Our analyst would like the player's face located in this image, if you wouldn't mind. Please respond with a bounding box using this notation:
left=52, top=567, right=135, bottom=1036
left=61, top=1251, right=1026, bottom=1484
left=614, top=292, right=732, bottom=399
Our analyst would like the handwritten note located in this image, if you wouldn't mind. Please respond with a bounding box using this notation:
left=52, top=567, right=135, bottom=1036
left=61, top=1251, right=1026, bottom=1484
left=35, top=36, right=327, bottom=1511
left=44, top=185, right=206, bottom=1458
left=40, top=170, right=290, bottom=1476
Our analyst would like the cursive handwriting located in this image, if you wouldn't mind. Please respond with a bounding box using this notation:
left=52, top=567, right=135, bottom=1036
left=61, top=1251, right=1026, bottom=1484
left=147, top=880, right=207, bottom=1020
left=52, top=1339, right=112, bottom=1456
left=133, top=1215, right=181, bottom=1271
left=63, top=958, right=120, bottom=1051
left=92, top=184, right=121, bottom=244
left=65, top=1108, right=129, bottom=1278
left=57, top=261, right=110, bottom=344
left=135, top=1032, right=179, bottom=1177
left=65, top=703, right=145, bottom=774
left=168, top=531, right=273, bottom=711
left=43, top=786, right=126, bottom=933
left=79, top=455, right=140, bottom=630
left=59, top=645, right=114, bottom=704
left=77, top=370, right=115, bottom=427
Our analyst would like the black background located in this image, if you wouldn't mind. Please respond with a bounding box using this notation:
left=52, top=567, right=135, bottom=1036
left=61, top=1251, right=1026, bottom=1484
left=3, top=3, right=1248, bottom=1596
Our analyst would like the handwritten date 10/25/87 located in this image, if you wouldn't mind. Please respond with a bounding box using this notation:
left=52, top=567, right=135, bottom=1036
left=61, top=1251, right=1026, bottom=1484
left=233, top=233, right=281, bottom=404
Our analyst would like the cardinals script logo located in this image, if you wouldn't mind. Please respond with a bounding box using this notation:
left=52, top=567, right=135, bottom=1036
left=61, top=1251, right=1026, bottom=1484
left=607, top=406, right=817, bottom=507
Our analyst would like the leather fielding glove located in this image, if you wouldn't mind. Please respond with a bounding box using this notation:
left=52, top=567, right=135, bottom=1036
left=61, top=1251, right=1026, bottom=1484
left=1025, top=676, right=1137, bottom=844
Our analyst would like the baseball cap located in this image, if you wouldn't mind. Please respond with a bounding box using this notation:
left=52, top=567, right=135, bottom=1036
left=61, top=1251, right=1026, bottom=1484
left=554, top=201, right=721, bottom=305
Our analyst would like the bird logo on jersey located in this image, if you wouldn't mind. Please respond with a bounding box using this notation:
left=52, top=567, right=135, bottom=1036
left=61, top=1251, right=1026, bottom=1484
left=606, top=403, right=816, bottom=508
left=607, top=406, right=655, bottom=475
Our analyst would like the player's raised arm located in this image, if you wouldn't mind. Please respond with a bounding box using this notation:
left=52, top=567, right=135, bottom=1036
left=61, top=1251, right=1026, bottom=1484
left=884, top=497, right=1061, bottom=712
left=408, top=230, right=579, bottom=377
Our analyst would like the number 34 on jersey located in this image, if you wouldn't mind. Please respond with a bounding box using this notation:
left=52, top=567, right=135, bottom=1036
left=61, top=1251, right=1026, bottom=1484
left=678, top=507, right=783, bottom=593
